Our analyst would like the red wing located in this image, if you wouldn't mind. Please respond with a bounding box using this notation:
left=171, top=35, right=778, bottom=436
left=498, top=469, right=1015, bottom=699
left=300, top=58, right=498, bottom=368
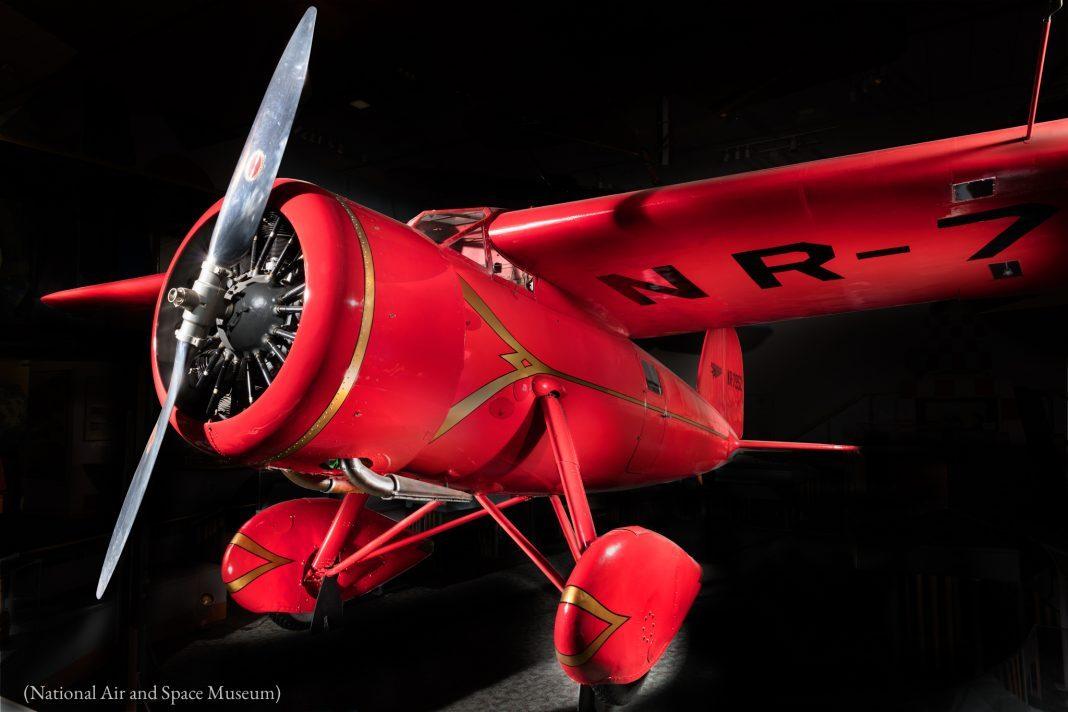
left=489, top=121, right=1068, bottom=338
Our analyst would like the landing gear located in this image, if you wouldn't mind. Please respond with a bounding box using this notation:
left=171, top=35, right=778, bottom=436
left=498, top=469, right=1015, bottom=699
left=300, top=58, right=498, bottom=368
left=577, top=675, right=647, bottom=711
left=526, top=380, right=696, bottom=708
left=228, top=378, right=693, bottom=707
left=221, top=496, right=433, bottom=621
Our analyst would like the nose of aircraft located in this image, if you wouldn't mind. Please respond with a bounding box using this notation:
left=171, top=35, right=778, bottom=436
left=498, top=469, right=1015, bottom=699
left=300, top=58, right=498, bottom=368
left=150, top=182, right=369, bottom=466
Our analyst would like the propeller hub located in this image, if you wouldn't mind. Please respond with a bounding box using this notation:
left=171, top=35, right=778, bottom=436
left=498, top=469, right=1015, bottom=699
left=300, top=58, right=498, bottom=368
left=174, top=261, right=229, bottom=347
left=222, top=277, right=288, bottom=354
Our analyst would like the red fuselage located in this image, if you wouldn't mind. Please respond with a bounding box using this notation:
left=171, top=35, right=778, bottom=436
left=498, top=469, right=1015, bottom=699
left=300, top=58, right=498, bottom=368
left=152, top=181, right=731, bottom=494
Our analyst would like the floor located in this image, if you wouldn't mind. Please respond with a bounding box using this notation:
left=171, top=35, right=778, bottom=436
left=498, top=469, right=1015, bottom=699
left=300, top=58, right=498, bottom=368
left=157, top=554, right=694, bottom=712
left=154, top=538, right=1036, bottom=712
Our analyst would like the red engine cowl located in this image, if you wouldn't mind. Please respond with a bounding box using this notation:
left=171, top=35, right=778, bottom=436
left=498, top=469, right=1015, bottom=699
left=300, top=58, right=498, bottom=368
left=554, top=527, right=701, bottom=685
left=222, top=497, right=431, bottom=614
left=152, top=180, right=466, bottom=472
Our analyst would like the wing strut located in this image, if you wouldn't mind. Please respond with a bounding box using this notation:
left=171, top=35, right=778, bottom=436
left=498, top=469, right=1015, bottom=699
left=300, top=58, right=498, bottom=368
left=1026, top=1, right=1063, bottom=140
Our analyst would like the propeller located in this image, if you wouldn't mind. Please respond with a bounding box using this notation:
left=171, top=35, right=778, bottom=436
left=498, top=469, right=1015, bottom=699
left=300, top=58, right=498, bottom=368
left=95, top=7, right=317, bottom=599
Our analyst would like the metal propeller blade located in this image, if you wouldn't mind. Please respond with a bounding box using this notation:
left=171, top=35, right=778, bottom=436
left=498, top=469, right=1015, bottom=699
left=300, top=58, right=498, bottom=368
left=96, top=341, right=189, bottom=599
left=95, top=7, right=317, bottom=599
left=207, top=6, right=316, bottom=266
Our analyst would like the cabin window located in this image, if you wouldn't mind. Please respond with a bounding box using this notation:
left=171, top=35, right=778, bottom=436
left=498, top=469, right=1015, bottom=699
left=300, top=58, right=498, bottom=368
left=641, top=360, right=662, bottom=395
left=409, top=208, right=534, bottom=290
left=951, top=177, right=995, bottom=203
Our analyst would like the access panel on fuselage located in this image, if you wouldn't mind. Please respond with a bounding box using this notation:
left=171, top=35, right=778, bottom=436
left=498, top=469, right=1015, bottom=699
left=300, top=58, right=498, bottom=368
left=627, top=356, right=666, bottom=474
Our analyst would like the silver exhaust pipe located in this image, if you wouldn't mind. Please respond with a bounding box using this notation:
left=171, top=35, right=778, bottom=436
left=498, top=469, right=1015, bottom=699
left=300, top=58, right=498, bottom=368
left=340, top=458, right=473, bottom=503
left=277, top=468, right=362, bottom=495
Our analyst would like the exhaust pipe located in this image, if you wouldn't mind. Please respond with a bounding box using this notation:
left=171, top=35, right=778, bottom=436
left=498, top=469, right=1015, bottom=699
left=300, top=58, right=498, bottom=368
left=277, top=468, right=363, bottom=494
left=340, top=458, right=473, bottom=503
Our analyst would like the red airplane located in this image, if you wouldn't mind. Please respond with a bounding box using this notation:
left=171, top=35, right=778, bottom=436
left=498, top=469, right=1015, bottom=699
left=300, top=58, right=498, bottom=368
left=41, top=4, right=1068, bottom=709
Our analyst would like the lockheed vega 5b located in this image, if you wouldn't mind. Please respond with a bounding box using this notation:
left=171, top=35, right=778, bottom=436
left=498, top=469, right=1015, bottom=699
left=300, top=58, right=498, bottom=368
left=42, top=5, right=1068, bottom=708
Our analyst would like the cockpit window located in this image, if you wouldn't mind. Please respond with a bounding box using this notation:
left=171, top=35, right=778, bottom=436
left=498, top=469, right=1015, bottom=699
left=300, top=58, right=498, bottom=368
left=408, top=208, right=534, bottom=291
left=411, top=211, right=487, bottom=244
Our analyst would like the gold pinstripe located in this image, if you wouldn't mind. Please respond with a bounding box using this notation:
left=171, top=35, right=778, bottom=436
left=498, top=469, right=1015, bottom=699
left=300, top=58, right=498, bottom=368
left=224, top=532, right=293, bottom=594
left=263, top=195, right=375, bottom=463
left=555, top=585, right=630, bottom=667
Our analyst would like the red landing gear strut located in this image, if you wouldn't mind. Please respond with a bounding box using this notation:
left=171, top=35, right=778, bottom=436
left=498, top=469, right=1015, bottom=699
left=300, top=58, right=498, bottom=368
left=470, top=376, right=598, bottom=591
left=314, top=495, right=531, bottom=575
left=539, top=380, right=597, bottom=551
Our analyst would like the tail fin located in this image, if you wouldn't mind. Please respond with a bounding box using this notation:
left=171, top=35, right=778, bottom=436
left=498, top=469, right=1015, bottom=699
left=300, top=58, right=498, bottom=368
left=697, top=327, right=743, bottom=437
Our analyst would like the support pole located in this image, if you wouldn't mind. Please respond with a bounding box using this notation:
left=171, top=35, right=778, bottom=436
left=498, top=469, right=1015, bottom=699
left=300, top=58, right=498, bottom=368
left=362, top=496, right=530, bottom=561
left=1058, top=565, right=1068, bottom=691
left=475, top=493, right=565, bottom=592
left=549, top=495, right=581, bottom=562
left=310, top=493, right=368, bottom=571
left=325, top=500, right=441, bottom=576
left=539, top=389, right=597, bottom=551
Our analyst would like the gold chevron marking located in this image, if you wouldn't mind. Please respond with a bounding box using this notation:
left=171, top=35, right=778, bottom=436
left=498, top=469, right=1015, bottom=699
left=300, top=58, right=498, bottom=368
left=432, top=279, right=554, bottom=439
left=432, top=278, right=726, bottom=441
left=225, top=532, right=293, bottom=594
left=264, top=196, right=375, bottom=463
left=555, top=585, right=630, bottom=667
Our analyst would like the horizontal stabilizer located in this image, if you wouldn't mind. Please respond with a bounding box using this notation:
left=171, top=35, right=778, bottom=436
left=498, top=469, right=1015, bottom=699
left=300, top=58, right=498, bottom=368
left=735, top=439, right=859, bottom=454
left=41, top=273, right=165, bottom=312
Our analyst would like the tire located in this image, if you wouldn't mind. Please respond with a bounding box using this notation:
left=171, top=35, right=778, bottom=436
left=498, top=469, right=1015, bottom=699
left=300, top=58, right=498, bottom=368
left=577, top=674, right=648, bottom=710
left=268, top=612, right=312, bottom=631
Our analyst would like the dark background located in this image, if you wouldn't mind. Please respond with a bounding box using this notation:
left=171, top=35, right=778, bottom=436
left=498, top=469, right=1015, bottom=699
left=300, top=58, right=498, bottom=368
left=1, top=1, right=1067, bottom=710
